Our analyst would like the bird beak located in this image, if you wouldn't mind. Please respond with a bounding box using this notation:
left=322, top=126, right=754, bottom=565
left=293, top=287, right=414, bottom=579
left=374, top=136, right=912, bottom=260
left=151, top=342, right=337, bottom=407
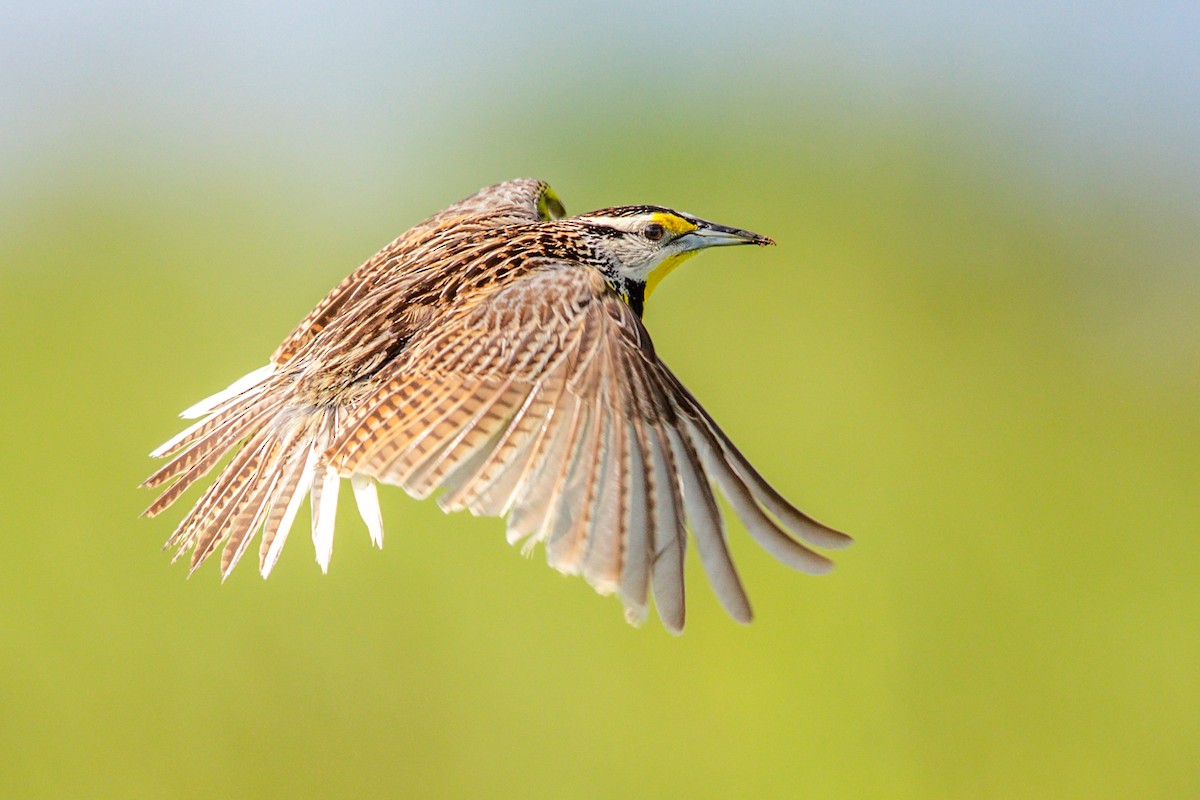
left=680, top=220, right=775, bottom=250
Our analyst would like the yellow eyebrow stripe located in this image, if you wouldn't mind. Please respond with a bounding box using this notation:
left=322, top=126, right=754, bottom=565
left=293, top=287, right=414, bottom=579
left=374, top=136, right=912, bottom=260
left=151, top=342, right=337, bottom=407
left=649, top=211, right=698, bottom=236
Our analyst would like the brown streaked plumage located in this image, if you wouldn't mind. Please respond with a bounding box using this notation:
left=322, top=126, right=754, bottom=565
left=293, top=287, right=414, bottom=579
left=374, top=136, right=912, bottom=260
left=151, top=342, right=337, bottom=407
left=143, top=178, right=851, bottom=632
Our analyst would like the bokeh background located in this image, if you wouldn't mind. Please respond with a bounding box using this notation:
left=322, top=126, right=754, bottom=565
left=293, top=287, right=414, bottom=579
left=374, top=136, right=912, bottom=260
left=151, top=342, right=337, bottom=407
left=3, top=3, right=1198, bottom=798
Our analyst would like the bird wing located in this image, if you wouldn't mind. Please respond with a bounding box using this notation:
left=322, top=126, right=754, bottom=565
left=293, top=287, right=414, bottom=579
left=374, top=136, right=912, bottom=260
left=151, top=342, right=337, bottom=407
left=327, top=263, right=850, bottom=632
left=272, top=178, right=566, bottom=364
left=412, top=177, right=566, bottom=229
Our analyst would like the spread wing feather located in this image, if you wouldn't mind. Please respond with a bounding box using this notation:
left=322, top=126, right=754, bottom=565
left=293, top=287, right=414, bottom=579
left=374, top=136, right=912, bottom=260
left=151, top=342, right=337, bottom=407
left=328, top=264, right=849, bottom=631
left=645, top=422, right=686, bottom=632
left=145, top=181, right=850, bottom=630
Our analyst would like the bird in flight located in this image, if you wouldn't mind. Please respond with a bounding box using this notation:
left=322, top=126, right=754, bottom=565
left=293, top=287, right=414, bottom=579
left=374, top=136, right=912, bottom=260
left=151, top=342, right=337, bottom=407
left=143, top=179, right=851, bottom=631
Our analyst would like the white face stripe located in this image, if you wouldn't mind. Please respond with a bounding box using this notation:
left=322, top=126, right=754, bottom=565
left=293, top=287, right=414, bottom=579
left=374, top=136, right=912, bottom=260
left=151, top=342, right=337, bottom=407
left=575, top=210, right=702, bottom=236
left=573, top=214, right=652, bottom=233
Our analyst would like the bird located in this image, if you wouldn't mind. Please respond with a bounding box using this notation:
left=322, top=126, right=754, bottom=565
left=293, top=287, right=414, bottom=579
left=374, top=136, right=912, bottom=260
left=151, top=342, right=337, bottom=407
left=142, top=178, right=851, bottom=632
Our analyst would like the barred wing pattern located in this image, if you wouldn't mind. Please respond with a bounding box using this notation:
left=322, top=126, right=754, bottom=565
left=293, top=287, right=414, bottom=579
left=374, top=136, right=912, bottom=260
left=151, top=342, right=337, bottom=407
left=328, top=264, right=850, bottom=631
left=144, top=179, right=851, bottom=632
left=143, top=180, right=568, bottom=578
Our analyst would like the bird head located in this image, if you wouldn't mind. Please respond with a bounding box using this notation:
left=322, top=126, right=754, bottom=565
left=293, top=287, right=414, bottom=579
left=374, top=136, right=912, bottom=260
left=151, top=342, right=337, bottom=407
left=571, top=205, right=774, bottom=314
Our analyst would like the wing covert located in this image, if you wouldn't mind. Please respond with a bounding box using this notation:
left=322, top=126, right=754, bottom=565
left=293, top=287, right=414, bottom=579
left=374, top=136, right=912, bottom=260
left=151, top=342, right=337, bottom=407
left=272, top=178, right=566, bottom=364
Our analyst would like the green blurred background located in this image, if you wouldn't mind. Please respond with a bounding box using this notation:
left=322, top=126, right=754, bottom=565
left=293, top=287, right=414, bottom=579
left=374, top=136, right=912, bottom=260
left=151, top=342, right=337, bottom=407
left=3, top=3, right=1198, bottom=798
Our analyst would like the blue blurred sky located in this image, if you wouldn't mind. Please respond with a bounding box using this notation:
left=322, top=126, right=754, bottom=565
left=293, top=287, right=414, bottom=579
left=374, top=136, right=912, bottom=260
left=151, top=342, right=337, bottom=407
left=4, top=2, right=1198, bottom=193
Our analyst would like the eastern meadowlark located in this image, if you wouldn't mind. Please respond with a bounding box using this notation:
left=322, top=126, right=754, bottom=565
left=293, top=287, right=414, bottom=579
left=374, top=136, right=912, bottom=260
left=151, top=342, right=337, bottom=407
left=143, top=178, right=851, bottom=631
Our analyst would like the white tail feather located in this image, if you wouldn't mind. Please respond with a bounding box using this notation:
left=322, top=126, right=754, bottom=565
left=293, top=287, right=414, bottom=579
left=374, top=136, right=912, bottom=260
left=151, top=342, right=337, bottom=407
left=261, top=446, right=318, bottom=578
left=180, top=364, right=275, bottom=419
left=351, top=474, right=385, bottom=548
left=311, top=465, right=340, bottom=573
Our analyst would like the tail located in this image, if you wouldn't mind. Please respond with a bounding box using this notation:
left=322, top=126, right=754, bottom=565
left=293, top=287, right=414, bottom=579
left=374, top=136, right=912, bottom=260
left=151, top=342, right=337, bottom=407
left=141, top=366, right=385, bottom=579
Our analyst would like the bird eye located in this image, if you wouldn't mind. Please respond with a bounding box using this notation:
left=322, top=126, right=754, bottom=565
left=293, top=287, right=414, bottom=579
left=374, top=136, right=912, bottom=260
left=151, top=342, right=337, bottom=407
left=644, top=223, right=666, bottom=241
